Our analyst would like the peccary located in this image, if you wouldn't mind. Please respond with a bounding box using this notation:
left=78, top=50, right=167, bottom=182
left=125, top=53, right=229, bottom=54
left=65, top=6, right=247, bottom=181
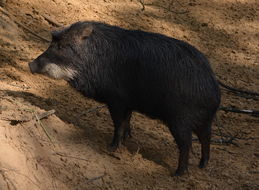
left=29, top=21, right=221, bottom=176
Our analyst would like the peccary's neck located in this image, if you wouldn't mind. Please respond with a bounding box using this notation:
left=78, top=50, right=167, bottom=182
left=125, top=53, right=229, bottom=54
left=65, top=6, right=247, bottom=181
left=68, top=76, right=93, bottom=97
left=68, top=75, right=106, bottom=103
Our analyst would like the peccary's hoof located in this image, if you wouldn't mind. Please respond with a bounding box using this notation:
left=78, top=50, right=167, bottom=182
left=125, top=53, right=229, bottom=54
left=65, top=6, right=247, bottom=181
left=123, top=128, right=132, bottom=141
left=108, top=142, right=120, bottom=152
left=199, top=159, right=208, bottom=169
left=172, top=168, right=187, bottom=177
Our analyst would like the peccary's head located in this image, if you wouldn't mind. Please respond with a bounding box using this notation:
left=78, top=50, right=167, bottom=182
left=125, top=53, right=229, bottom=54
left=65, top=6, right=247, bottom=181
left=28, top=22, right=93, bottom=80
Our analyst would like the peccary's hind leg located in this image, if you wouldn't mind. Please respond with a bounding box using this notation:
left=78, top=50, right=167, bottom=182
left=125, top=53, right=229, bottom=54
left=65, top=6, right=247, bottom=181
left=122, top=113, right=132, bottom=141
left=108, top=103, right=132, bottom=150
left=194, top=121, right=212, bottom=169
left=169, top=120, right=192, bottom=176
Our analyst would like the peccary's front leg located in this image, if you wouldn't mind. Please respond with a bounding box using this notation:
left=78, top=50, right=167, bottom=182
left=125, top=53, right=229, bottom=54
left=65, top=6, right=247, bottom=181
left=108, top=103, right=132, bottom=150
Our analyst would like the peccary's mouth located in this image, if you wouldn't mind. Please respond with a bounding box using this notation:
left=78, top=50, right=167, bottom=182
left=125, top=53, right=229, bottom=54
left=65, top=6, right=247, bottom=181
left=41, top=63, right=77, bottom=80
left=29, top=61, right=77, bottom=80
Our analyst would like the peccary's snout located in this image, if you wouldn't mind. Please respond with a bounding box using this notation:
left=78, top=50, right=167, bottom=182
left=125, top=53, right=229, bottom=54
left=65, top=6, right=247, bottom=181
left=28, top=61, right=38, bottom=74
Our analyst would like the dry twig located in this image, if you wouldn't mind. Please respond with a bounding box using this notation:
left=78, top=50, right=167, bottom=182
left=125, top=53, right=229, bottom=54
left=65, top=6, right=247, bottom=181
left=53, top=152, right=89, bottom=162
left=0, top=166, right=41, bottom=190
left=192, top=137, right=239, bottom=146
left=34, top=112, right=54, bottom=145
left=219, top=106, right=259, bottom=117
left=42, top=14, right=63, bottom=27
left=137, top=0, right=189, bottom=14
left=137, top=0, right=145, bottom=11
left=221, top=88, right=259, bottom=101
left=87, top=173, right=107, bottom=183
left=0, top=109, right=56, bottom=125
left=0, top=7, right=50, bottom=42
left=77, top=105, right=106, bottom=120
left=85, top=105, right=107, bottom=114
left=37, top=109, right=56, bottom=120
left=219, top=81, right=259, bottom=97
left=214, top=115, right=224, bottom=144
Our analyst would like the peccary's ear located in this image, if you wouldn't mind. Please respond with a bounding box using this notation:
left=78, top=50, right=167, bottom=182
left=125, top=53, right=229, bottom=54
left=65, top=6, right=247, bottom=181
left=81, top=26, right=93, bottom=40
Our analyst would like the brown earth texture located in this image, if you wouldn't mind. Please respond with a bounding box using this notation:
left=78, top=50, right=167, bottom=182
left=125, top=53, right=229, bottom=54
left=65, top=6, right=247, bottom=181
left=0, top=0, right=259, bottom=189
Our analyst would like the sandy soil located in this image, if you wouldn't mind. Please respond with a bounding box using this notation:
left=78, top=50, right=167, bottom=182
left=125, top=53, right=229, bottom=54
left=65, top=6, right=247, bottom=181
left=0, top=0, right=258, bottom=189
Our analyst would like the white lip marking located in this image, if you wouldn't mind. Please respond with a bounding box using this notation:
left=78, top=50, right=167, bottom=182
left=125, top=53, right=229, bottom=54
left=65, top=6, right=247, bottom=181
left=42, top=63, right=77, bottom=80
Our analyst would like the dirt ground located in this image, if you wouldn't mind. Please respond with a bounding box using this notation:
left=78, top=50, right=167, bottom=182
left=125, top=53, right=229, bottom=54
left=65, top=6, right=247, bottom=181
left=0, top=0, right=258, bottom=189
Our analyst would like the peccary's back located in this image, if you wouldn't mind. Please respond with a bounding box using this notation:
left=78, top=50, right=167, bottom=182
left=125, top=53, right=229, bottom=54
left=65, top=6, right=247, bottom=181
left=72, top=22, right=221, bottom=119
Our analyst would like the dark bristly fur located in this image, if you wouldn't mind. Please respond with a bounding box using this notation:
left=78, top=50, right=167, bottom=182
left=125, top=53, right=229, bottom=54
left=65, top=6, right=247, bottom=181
left=29, top=21, right=221, bottom=176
